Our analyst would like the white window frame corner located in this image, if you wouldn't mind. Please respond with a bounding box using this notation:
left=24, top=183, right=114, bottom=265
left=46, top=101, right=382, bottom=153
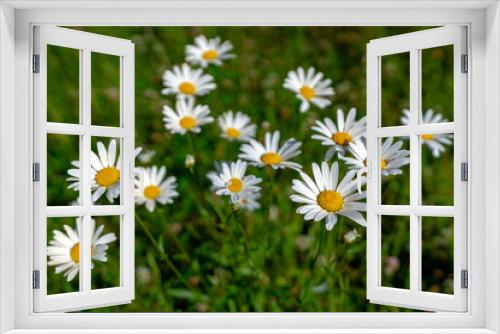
left=0, top=1, right=499, bottom=333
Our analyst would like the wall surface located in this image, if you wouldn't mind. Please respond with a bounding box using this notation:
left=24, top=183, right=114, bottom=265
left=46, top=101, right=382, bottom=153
left=485, top=2, right=500, bottom=332
left=0, top=2, right=16, bottom=333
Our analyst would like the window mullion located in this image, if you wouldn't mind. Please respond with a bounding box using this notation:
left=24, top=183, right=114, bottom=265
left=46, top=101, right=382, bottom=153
left=409, top=48, right=422, bottom=292
left=120, top=48, right=135, bottom=292
left=80, top=48, right=92, bottom=294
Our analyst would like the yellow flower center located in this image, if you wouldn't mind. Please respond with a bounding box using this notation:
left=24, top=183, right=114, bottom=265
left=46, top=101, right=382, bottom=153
left=202, top=49, right=219, bottom=60
left=381, top=159, right=387, bottom=169
left=260, top=152, right=282, bottom=165
left=299, top=85, right=316, bottom=100
left=179, top=82, right=197, bottom=95
left=226, top=127, right=241, bottom=139
left=421, top=134, right=434, bottom=141
left=69, top=243, right=95, bottom=263
left=143, top=185, right=161, bottom=200
left=227, top=178, right=243, bottom=193
left=179, top=116, right=197, bottom=130
left=95, top=167, right=120, bottom=187
left=332, top=131, right=353, bottom=146
left=317, top=190, right=344, bottom=213
left=70, top=243, right=80, bottom=263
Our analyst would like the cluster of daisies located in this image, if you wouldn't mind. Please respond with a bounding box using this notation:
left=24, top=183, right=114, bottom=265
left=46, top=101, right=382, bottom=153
left=48, top=34, right=454, bottom=281
left=46, top=35, right=235, bottom=282
left=48, top=139, right=180, bottom=281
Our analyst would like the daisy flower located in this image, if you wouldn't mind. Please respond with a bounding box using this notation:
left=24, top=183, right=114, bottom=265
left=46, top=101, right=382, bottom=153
left=235, top=192, right=261, bottom=211
left=342, top=139, right=368, bottom=193
left=343, top=139, right=368, bottom=174
left=135, top=166, right=179, bottom=212
left=401, top=108, right=453, bottom=157
left=136, top=148, right=156, bottom=164
left=207, top=160, right=262, bottom=203
left=47, top=218, right=117, bottom=281
left=380, top=137, right=410, bottom=176
left=161, top=63, right=216, bottom=100
left=283, top=67, right=335, bottom=113
left=217, top=111, right=256, bottom=142
left=290, top=162, right=366, bottom=231
left=239, top=130, right=302, bottom=171
left=311, top=108, right=366, bottom=159
left=67, top=139, right=121, bottom=203
left=185, top=35, right=235, bottom=68
left=163, top=98, right=214, bottom=135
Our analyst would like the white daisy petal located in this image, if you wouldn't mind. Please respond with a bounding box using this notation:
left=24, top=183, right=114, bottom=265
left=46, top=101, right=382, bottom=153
left=238, top=131, right=302, bottom=170
left=163, top=99, right=213, bottom=135
left=290, top=162, right=366, bottom=232
left=68, top=139, right=121, bottom=204
left=283, top=67, right=335, bottom=113
left=185, top=35, right=236, bottom=68
left=207, top=160, right=262, bottom=210
left=47, top=218, right=117, bottom=281
left=217, top=111, right=256, bottom=142
left=400, top=108, right=453, bottom=158
left=311, top=109, right=366, bottom=158
left=135, top=166, right=178, bottom=212
left=162, top=63, right=216, bottom=99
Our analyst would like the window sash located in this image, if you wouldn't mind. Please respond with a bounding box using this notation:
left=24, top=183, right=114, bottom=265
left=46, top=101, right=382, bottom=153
left=32, top=26, right=135, bottom=313
left=366, top=26, right=468, bottom=312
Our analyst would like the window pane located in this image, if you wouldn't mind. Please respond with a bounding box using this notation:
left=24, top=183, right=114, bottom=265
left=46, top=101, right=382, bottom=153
left=380, top=136, right=410, bottom=205
left=421, top=216, right=454, bottom=294
left=47, top=134, right=81, bottom=206
left=381, top=52, right=410, bottom=128
left=421, top=133, right=454, bottom=206
left=421, top=45, right=454, bottom=123
left=90, top=137, right=122, bottom=205
left=91, top=216, right=121, bottom=290
left=47, top=45, right=80, bottom=124
left=47, top=216, right=82, bottom=294
left=381, top=215, right=410, bottom=289
left=91, top=52, right=121, bottom=127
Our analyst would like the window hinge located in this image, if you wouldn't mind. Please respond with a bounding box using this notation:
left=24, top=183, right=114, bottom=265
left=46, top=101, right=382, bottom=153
left=461, top=162, right=468, bottom=182
left=32, top=162, right=40, bottom=182
left=32, top=54, right=40, bottom=73
left=461, top=54, right=468, bottom=73
left=32, top=270, right=40, bottom=289
left=461, top=269, right=468, bottom=289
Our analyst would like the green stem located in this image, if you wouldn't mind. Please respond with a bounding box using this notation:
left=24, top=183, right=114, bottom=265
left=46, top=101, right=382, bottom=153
left=311, top=227, right=326, bottom=270
left=189, top=168, right=224, bottom=225
left=157, top=207, right=190, bottom=259
left=187, top=133, right=198, bottom=159
left=186, top=133, right=224, bottom=225
left=225, top=208, right=237, bottom=227
left=264, top=170, right=276, bottom=222
left=135, top=213, right=183, bottom=281
left=235, top=212, right=257, bottom=271
left=299, top=226, right=326, bottom=308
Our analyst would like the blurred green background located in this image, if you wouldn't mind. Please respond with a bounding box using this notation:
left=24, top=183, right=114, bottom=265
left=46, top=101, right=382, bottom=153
left=45, top=26, right=455, bottom=312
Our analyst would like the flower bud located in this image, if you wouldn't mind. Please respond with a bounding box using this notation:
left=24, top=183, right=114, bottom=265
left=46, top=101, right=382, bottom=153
left=344, top=229, right=361, bottom=244
left=185, top=154, right=195, bottom=168
left=231, top=202, right=242, bottom=212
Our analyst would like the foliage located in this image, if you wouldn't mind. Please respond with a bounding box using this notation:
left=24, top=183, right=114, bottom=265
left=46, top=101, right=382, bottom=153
left=45, top=26, right=453, bottom=312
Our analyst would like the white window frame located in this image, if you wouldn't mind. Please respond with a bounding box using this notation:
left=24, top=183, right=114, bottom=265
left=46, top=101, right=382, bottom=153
left=366, top=26, right=468, bottom=312
left=0, top=1, right=499, bottom=333
left=32, top=26, right=135, bottom=312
